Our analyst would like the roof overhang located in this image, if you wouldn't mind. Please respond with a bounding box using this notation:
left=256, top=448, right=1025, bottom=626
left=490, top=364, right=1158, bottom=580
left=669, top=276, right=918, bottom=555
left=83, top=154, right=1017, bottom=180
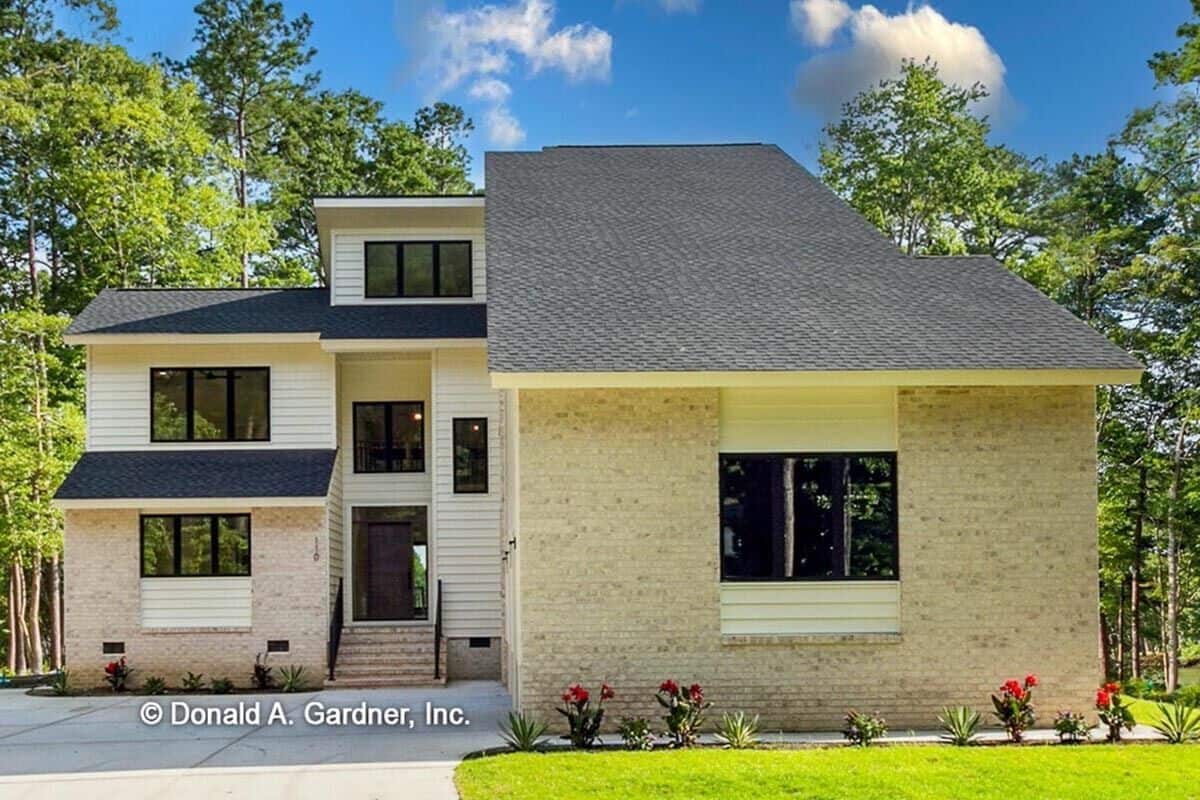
left=490, top=368, right=1145, bottom=390
left=55, top=496, right=326, bottom=510
left=64, top=332, right=321, bottom=346
left=314, top=196, right=485, bottom=275
left=321, top=337, right=487, bottom=353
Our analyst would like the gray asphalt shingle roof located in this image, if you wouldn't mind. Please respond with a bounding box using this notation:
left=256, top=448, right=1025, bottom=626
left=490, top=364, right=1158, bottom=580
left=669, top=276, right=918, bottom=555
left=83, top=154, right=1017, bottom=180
left=66, top=288, right=486, bottom=340
left=54, top=449, right=337, bottom=500
left=484, top=144, right=1141, bottom=373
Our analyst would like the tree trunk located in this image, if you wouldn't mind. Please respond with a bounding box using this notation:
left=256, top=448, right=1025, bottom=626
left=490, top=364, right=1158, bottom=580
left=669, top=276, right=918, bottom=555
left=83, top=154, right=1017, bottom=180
left=782, top=458, right=795, bottom=578
left=1099, top=609, right=1113, bottom=681
left=25, top=556, right=42, bottom=673
left=12, top=560, right=28, bottom=674
left=1116, top=586, right=1125, bottom=681
left=6, top=568, right=17, bottom=674
left=237, top=108, right=250, bottom=288
left=49, top=552, right=62, bottom=670
left=1164, top=418, right=1188, bottom=691
left=1130, top=462, right=1147, bottom=679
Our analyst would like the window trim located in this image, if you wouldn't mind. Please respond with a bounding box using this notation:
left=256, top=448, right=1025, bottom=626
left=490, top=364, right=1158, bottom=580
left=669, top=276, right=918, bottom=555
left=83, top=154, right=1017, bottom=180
left=352, top=401, right=426, bottom=474
left=452, top=417, right=489, bottom=494
left=718, top=451, right=900, bottom=583
left=149, top=367, right=271, bottom=443
left=362, top=240, right=473, bottom=299
left=139, top=514, right=252, bottom=578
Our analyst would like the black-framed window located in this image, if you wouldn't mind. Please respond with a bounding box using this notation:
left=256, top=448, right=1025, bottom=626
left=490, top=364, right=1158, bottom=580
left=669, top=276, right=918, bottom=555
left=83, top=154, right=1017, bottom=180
left=353, top=401, right=425, bottom=473
left=151, top=368, right=269, bottom=442
left=364, top=241, right=472, bottom=298
left=453, top=418, right=488, bottom=493
left=140, top=515, right=251, bottom=577
left=720, top=453, right=898, bottom=581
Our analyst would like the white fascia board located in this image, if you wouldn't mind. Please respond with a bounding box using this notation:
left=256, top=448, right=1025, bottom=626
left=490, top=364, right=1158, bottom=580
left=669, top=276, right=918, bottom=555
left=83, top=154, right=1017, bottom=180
left=320, top=338, right=487, bottom=353
left=54, top=496, right=327, bottom=511
left=313, top=197, right=485, bottom=209
left=64, top=332, right=321, bottom=346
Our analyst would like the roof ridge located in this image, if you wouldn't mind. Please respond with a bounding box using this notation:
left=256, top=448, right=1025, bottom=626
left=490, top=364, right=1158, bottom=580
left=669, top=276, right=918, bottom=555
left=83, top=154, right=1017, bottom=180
left=541, top=142, right=765, bottom=150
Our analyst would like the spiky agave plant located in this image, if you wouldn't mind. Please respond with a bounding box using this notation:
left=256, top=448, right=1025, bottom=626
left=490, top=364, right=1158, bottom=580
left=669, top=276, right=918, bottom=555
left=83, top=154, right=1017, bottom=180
left=715, top=711, right=761, bottom=749
left=937, top=706, right=982, bottom=746
left=1151, top=702, right=1200, bottom=744
left=500, top=711, right=549, bottom=752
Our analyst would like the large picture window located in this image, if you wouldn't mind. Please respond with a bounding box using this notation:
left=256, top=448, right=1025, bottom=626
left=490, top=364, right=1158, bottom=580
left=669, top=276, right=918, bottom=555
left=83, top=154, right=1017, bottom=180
left=151, top=368, right=269, bottom=442
left=353, top=401, right=425, bottom=473
left=140, top=515, right=251, bottom=577
left=364, top=241, right=472, bottom=298
left=720, top=453, right=898, bottom=581
left=452, top=418, right=488, bottom=493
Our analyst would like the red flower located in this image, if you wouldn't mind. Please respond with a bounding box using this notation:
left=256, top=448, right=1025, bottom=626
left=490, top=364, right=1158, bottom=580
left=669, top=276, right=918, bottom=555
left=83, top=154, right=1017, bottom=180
left=689, top=683, right=704, bottom=703
left=1024, top=674, right=1038, bottom=688
left=660, top=679, right=679, bottom=695
left=1096, top=689, right=1112, bottom=708
left=566, top=683, right=589, bottom=704
left=105, top=662, right=118, bottom=675
left=561, top=691, right=572, bottom=704
left=1002, top=679, right=1022, bottom=696
left=600, top=683, right=615, bottom=701
left=1104, top=682, right=1120, bottom=695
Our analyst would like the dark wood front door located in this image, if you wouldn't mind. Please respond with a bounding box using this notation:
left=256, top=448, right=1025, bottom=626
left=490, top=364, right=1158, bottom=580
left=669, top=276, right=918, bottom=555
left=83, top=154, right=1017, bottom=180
left=363, top=522, right=413, bottom=620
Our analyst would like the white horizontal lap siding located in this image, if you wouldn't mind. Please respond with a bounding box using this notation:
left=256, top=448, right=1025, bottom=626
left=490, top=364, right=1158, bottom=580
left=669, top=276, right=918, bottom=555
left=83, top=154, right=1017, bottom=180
left=87, top=343, right=335, bottom=450
left=327, top=448, right=345, bottom=608
left=718, top=387, right=897, bottom=452
left=719, top=582, right=900, bottom=635
left=140, top=577, right=252, bottom=628
left=433, top=348, right=502, bottom=638
left=331, top=229, right=486, bottom=305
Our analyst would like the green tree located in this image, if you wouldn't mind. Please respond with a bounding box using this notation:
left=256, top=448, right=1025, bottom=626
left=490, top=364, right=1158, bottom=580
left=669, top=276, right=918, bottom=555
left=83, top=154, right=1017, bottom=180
left=819, top=59, right=1034, bottom=257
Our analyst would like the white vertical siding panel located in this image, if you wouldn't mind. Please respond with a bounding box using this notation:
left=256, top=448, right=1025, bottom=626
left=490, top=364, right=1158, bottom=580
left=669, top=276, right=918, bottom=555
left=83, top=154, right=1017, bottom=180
left=331, top=230, right=486, bottom=306
left=88, top=343, right=335, bottom=451
left=719, top=582, right=901, bottom=635
left=719, top=387, right=897, bottom=452
left=433, top=348, right=502, bottom=638
left=141, top=577, right=252, bottom=628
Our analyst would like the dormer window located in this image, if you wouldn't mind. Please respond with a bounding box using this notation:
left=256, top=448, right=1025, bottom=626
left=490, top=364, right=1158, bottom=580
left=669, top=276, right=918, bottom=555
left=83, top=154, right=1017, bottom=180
left=364, top=241, right=472, bottom=298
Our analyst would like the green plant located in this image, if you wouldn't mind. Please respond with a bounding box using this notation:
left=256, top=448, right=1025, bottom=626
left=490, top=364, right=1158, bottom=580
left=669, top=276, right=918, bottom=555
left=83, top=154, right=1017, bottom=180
left=1053, top=710, right=1091, bottom=744
left=1150, top=702, right=1200, bottom=744
left=279, top=665, right=307, bottom=693
left=991, top=675, right=1037, bottom=742
left=1180, top=641, right=1200, bottom=667
left=657, top=680, right=711, bottom=747
left=104, top=657, right=132, bottom=693
left=1120, top=677, right=1156, bottom=698
left=1171, top=684, right=1200, bottom=707
left=181, top=671, right=206, bottom=692
left=557, top=683, right=613, bottom=748
left=142, top=675, right=167, bottom=695
left=50, top=669, right=71, bottom=696
left=715, top=712, right=760, bottom=749
left=937, top=706, right=981, bottom=746
left=252, top=653, right=274, bottom=690
left=1095, top=683, right=1134, bottom=742
left=211, top=677, right=234, bottom=694
left=842, top=710, right=887, bottom=746
left=500, top=711, right=549, bottom=752
left=618, top=716, right=655, bottom=751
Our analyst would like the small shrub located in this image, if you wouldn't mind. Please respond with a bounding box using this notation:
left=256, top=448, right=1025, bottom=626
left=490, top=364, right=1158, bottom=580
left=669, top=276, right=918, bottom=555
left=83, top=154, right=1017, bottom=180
left=657, top=680, right=711, bottom=747
left=50, top=669, right=71, bottom=697
left=1179, top=642, right=1200, bottom=668
left=1095, top=683, right=1135, bottom=742
left=180, top=671, right=206, bottom=692
left=279, top=665, right=307, bottom=693
left=842, top=710, right=887, bottom=746
left=500, top=711, right=549, bottom=752
left=104, top=657, right=132, bottom=693
left=991, top=674, right=1037, bottom=742
left=142, top=675, right=167, bottom=696
left=715, top=711, right=760, bottom=749
left=252, top=653, right=274, bottom=690
left=1120, top=677, right=1155, bottom=698
left=1171, top=684, right=1200, bottom=707
left=557, top=683, right=613, bottom=748
left=618, top=717, right=655, bottom=751
left=210, top=677, right=234, bottom=694
left=1053, top=710, right=1091, bottom=744
left=937, top=706, right=981, bottom=746
left=1150, top=701, right=1200, bottom=744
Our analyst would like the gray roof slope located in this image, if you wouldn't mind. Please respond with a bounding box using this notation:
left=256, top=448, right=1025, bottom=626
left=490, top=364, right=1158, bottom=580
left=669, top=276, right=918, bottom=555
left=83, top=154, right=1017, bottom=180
left=66, top=288, right=485, bottom=339
left=484, top=144, right=1141, bottom=373
left=55, top=449, right=337, bottom=500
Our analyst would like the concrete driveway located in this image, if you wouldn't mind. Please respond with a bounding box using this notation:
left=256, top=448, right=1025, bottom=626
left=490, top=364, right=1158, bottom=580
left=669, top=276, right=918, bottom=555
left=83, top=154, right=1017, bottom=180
left=0, top=680, right=510, bottom=799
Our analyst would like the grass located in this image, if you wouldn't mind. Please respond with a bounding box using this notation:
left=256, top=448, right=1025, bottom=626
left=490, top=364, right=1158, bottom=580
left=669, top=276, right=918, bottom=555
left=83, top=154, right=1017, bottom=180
left=456, top=747, right=1200, bottom=800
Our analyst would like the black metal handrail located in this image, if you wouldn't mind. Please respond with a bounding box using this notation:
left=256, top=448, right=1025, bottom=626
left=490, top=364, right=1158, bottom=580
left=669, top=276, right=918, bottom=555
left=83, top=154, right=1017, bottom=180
left=433, top=578, right=444, bottom=680
left=328, top=578, right=344, bottom=681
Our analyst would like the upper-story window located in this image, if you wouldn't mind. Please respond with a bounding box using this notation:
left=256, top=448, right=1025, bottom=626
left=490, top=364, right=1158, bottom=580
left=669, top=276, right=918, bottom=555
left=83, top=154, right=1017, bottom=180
left=353, top=401, right=425, bottom=473
left=364, top=241, right=472, bottom=298
left=151, top=368, right=270, bottom=442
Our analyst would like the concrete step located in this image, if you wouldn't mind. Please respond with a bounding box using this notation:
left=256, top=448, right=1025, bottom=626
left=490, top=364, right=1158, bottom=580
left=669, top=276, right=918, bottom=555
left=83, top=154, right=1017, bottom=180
left=336, top=652, right=438, bottom=667
left=324, top=674, right=447, bottom=689
left=339, top=634, right=435, bottom=647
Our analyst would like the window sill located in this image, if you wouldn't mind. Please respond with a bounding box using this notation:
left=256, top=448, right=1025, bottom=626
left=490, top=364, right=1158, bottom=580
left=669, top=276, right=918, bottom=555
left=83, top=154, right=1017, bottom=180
left=721, top=633, right=902, bottom=647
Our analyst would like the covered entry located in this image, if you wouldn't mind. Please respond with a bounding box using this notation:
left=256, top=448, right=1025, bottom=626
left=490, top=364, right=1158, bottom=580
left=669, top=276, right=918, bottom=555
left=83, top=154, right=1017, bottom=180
left=351, top=506, right=429, bottom=621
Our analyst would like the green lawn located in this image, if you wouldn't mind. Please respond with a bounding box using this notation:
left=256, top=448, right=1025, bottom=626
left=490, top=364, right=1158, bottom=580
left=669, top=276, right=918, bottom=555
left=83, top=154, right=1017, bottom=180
left=456, top=747, right=1200, bottom=800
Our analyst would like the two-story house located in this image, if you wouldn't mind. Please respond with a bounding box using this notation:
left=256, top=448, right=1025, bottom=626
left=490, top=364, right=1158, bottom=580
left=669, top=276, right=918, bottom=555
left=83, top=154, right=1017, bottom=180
left=56, top=144, right=1142, bottom=728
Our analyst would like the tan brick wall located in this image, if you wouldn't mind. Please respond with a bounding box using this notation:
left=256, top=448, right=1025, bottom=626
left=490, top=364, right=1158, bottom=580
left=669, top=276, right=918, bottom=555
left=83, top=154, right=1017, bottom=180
left=448, top=637, right=502, bottom=679
left=515, top=386, right=1101, bottom=730
left=64, top=507, right=328, bottom=689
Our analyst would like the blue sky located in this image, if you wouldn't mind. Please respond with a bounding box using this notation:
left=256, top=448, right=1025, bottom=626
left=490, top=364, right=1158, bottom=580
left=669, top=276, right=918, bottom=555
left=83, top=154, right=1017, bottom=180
left=99, top=0, right=1187, bottom=184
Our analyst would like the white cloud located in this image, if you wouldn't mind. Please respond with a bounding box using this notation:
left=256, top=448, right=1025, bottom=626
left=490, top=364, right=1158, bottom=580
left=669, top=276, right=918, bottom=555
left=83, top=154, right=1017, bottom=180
left=485, top=105, right=527, bottom=146
left=790, top=2, right=1008, bottom=118
left=791, top=0, right=851, bottom=46
left=414, top=0, right=611, bottom=149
